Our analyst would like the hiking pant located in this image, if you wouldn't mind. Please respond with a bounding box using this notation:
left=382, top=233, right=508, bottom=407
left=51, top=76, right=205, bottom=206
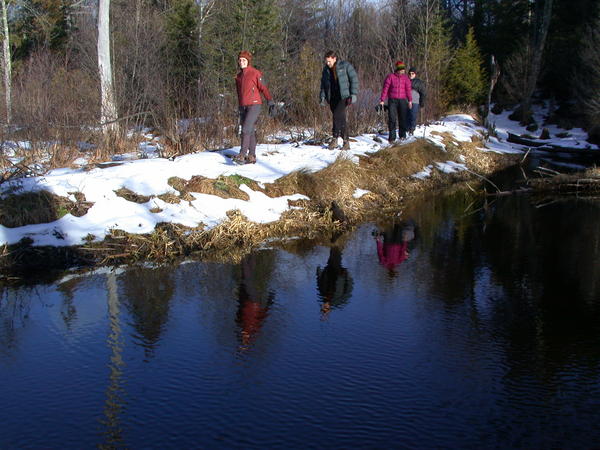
left=239, top=105, right=261, bottom=157
left=407, top=103, right=420, bottom=132
left=387, top=98, right=409, bottom=141
left=329, top=98, right=348, bottom=140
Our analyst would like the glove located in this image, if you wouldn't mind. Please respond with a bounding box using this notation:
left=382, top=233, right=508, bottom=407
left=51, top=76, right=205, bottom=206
left=345, top=97, right=352, bottom=106
left=268, top=101, right=276, bottom=118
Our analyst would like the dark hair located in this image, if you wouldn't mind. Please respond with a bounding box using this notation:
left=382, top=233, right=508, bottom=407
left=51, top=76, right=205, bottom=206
left=324, top=50, right=337, bottom=59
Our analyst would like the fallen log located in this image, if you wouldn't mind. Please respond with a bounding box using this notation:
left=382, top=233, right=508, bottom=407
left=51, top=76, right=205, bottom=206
left=507, top=132, right=547, bottom=147
left=508, top=132, right=599, bottom=152
left=507, top=133, right=600, bottom=157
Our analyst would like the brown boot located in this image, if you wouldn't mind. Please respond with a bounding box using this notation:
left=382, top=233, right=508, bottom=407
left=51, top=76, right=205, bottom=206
left=328, top=139, right=338, bottom=150
left=341, top=139, right=350, bottom=150
left=245, top=155, right=256, bottom=164
left=233, top=152, right=246, bottom=164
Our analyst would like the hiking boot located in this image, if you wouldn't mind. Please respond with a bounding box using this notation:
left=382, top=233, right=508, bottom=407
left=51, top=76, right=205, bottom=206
left=341, top=140, right=350, bottom=150
left=245, top=155, right=256, bottom=164
left=328, top=139, right=338, bottom=150
left=233, top=153, right=246, bottom=164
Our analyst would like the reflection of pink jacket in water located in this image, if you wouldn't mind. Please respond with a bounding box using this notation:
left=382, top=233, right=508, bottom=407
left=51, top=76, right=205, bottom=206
left=376, top=240, right=408, bottom=270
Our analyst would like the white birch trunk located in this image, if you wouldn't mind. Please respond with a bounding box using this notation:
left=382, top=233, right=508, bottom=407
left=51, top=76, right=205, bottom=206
left=98, top=0, right=118, bottom=134
left=1, top=0, right=12, bottom=125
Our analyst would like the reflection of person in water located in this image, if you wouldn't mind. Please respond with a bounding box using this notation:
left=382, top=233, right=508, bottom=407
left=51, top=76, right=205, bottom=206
left=316, top=245, right=354, bottom=319
left=235, top=251, right=275, bottom=349
left=375, top=220, right=415, bottom=276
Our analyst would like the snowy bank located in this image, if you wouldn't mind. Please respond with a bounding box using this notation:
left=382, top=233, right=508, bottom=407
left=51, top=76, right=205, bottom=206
left=1, top=110, right=596, bottom=248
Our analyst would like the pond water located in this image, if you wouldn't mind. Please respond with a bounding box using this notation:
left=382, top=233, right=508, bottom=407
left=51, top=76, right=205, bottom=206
left=2, top=189, right=600, bottom=448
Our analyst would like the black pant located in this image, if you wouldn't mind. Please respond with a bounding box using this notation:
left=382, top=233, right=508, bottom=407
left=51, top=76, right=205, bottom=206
left=329, top=98, right=347, bottom=140
left=387, top=98, right=409, bottom=141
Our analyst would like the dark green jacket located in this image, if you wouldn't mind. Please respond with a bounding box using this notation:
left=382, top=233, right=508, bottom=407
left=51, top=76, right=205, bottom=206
left=320, top=60, right=359, bottom=104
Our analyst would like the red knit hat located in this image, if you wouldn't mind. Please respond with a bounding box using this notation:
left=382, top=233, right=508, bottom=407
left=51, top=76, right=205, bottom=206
left=395, top=60, right=406, bottom=71
left=238, top=50, right=252, bottom=64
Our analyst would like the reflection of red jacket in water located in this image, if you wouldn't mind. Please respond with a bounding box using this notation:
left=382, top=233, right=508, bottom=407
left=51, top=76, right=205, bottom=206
left=236, top=252, right=274, bottom=347
left=238, top=295, right=270, bottom=346
left=376, top=240, right=408, bottom=270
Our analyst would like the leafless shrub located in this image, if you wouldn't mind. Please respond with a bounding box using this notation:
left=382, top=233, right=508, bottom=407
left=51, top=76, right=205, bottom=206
left=499, top=38, right=534, bottom=105
left=11, top=50, right=98, bottom=143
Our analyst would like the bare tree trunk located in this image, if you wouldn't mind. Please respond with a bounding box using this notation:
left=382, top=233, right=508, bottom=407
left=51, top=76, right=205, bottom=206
left=484, top=54, right=500, bottom=128
left=520, top=0, right=553, bottom=123
left=1, top=0, right=12, bottom=125
left=98, top=0, right=119, bottom=134
left=197, top=0, right=217, bottom=52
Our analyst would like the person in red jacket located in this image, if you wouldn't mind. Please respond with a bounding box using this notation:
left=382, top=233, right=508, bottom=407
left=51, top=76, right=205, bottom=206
left=379, top=61, right=413, bottom=143
left=234, top=50, right=275, bottom=164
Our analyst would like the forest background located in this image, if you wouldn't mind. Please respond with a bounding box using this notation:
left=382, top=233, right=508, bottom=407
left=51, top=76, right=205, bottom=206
left=0, top=0, right=598, bottom=172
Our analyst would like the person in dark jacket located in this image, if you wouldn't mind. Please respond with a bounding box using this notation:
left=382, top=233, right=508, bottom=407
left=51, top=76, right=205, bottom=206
left=316, top=245, right=354, bottom=319
left=379, top=61, right=412, bottom=143
left=407, top=67, right=426, bottom=135
left=235, top=50, right=275, bottom=164
left=319, top=51, right=359, bottom=151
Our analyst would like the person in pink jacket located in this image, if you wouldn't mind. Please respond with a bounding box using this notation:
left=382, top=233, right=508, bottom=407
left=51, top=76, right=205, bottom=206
left=379, top=61, right=412, bottom=143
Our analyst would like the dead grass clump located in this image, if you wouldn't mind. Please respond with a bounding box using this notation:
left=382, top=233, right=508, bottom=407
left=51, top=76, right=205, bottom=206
left=97, top=222, right=197, bottom=263
left=168, top=174, right=261, bottom=201
left=357, top=140, right=446, bottom=199
left=267, top=156, right=361, bottom=205
left=190, top=206, right=341, bottom=263
left=0, top=190, right=93, bottom=228
left=431, top=131, right=521, bottom=174
left=114, top=187, right=152, bottom=203
left=86, top=202, right=343, bottom=266
left=186, top=175, right=249, bottom=200
left=266, top=140, right=467, bottom=222
left=157, top=192, right=181, bottom=204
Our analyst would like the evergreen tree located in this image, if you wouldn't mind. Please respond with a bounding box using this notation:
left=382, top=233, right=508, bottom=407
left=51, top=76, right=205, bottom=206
left=575, top=7, right=600, bottom=142
left=288, top=42, right=321, bottom=123
left=164, top=0, right=200, bottom=100
left=444, top=27, right=486, bottom=108
left=12, top=0, right=75, bottom=60
left=201, top=0, right=284, bottom=97
left=412, top=0, right=452, bottom=116
left=542, top=0, right=598, bottom=100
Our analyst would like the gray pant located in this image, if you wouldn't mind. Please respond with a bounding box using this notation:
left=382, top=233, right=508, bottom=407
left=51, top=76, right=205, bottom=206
left=239, top=105, right=261, bottom=157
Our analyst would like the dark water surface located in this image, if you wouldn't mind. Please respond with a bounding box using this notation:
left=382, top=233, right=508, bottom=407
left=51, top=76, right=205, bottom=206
left=2, top=191, right=600, bottom=449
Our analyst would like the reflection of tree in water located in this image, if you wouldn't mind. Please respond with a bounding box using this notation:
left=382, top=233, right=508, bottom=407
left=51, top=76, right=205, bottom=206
left=408, top=191, right=485, bottom=306
left=481, top=196, right=600, bottom=372
left=121, top=265, right=175, bottom=360
left=55, top=278, right=83, bottom=331
left=99, top=272, right=125, bottom=449
left=316, top=245, right=354, bottom=318
left=0, top=287, right=33, bottom=357
left=418, top=190, right=600, bottom=379
left=235, top=251, right=276, bottom=350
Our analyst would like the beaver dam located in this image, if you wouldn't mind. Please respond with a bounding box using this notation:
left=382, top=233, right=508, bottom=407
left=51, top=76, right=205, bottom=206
left=1, top=125, right=598, bottom=280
